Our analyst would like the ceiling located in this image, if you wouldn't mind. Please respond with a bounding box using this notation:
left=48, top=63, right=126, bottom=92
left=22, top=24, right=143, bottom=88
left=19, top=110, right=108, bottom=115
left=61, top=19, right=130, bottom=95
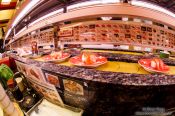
left=0, top=0, right=18, bottom=39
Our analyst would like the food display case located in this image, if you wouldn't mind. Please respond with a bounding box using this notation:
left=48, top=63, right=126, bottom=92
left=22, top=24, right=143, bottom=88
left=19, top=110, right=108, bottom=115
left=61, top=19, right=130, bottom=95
left=3, top=0, right=175, bottom=115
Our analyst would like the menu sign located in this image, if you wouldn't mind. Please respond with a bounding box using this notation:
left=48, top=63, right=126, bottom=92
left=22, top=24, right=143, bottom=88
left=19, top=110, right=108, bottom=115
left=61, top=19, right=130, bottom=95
left=63, top=79, right=84, bottom=95
left=45, top=73, right=60, bottom=88
left=27, top=77, right=64, bottom=106
left=26, top=65, right=46, bottom=82
left=15, top=60, right=28, bottom=77
left=58, top=28, right=73, bottom=37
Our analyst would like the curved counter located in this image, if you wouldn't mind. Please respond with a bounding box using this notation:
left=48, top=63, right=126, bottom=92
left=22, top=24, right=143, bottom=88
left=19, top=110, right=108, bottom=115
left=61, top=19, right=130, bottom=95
left=8, top=50, right=175, bottom=115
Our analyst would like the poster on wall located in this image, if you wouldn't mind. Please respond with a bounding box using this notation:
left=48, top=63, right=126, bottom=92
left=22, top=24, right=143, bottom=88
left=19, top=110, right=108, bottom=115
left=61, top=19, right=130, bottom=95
left=45, top=73, right=60, bottom=88
left=63, top=79, right=84, bottom=96
left=27, top=77, right=64, bottom=106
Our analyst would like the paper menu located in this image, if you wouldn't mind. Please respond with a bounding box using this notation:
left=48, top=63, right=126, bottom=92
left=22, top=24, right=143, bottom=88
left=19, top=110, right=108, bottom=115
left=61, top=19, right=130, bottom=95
left=27, top=77, right=64, bottom=106
left=15, top=60, right=46, bottom=82
left=25, top=65, right=46, bottom=82
left=15, top=60, right=28, bottom=76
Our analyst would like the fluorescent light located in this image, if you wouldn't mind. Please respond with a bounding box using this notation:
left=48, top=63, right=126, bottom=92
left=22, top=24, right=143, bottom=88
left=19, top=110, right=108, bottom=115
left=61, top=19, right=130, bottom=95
left=12, top=0, right=41, bottom=28
left=15, top=27, right=27, bottom=37
left=67, top=0, right=120, bottom=10
left=102, top=0, right=120, bottom=4
left=122, top=17, right=128, bottom=21
left=28, top=8, right=63, bottom=27
left=131, top=0, right=175, bottom=18
left=67, top=1, right=102, bottom=10
left=3, top=28, right=12, bottom=47
left=101, top=17, right=112, bottom=20
left=133, top=18, right=141, bottom=22
left=5, top=0, right=41, bottom=40
left=5, top=28, right=11, bottom=39
left=1, top=0, right=11, bottom=5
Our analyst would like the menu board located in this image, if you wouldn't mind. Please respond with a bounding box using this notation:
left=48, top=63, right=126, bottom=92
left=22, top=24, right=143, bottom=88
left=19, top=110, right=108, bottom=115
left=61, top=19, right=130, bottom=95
left=45, top=73, right=60, bottom=88
left=15, top=60, right=28, bottom=77
left=63, top=79, right=84, bottom=95
left=15, top=61, right=46, bottom=82
left=26, top=65, right=46, bottom=82
left=58, top=28, right=73, bottom=37
left=58, top=21, right=175, bottom=51
left=27, top=77, right=64, bottom=106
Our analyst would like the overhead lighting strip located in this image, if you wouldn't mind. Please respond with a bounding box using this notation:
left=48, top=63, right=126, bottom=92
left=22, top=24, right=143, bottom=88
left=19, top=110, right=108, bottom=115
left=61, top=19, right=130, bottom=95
left=12, top=0, right=41, bottom=28
left=5, top=0, right=41, bottom=40
left=28, top=8, right=63, bottom=27
left=131, top=0, right=175, bottom=18
left=14, top=26, right=27, bottom=37
left=67, top=0, right=120, bottom=10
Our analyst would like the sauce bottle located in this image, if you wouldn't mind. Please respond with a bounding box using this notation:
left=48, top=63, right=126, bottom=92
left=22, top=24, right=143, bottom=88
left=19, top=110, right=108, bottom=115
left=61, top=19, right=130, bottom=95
left=7, top=78, right=24, bottom=102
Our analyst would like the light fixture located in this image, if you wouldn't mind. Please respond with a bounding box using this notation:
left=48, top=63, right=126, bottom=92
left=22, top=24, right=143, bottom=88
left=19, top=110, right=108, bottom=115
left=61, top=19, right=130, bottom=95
left=67, top=0, right=120, bottom=10
left=5, top=28, right=11, bottom=39
left=28, top=8, right=63, bottom=27
left=4, top=0, right=41, bottom=40
left=101, top=17, right=112, bottom=20
left=131, top=0, right=175, bottom=18
left=12, top=0, right=41, bottom=28
left=122, top=17, right=128, bottom=21
left=3, top=28, right=12, bottom=47
left=14, top=27, right=27, bottom=37
left=1, top=0, right=11, bottom=5
left=102, top=0, right=120, bottom=4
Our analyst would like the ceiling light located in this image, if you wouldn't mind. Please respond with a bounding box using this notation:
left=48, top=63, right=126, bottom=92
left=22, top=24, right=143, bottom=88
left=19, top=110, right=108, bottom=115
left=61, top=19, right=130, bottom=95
left=14, top=27, right=27, bottom=37
left=28, top=8, right=63, bottom=27
left=67, top=0, right=120, bottom=10
left=102, top=0, right=120, bottom=4
left=131, top=0, right=175, bottom=18
left=101, top=17, right=112, bottom=20
left=5, top=0, right=41, bottom=40
left=1, top=0, right=11, bottom=5
left=12, top=0, right=40, bottom=28
left=122, top=17, right=128, bottom=21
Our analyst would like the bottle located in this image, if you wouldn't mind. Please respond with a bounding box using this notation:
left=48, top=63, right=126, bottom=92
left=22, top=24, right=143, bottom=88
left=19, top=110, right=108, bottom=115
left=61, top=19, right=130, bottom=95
left=31, top=41, right=38, bottom=55
left=7, top=79, right=24, bottom=102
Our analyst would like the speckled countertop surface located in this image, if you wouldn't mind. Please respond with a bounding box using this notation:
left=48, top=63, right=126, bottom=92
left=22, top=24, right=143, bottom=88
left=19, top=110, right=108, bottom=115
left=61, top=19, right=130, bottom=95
left=9, top=52, right=175, bottom=86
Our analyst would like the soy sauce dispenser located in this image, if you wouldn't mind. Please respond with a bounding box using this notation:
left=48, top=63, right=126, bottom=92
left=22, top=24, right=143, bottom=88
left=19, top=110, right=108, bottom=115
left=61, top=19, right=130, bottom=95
left=7, top=78, right=24, bottom=102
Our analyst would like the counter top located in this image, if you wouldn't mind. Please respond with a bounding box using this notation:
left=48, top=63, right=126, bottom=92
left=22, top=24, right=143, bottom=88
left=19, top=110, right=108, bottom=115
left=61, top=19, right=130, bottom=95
left=9, top=51, right=175, bottom=86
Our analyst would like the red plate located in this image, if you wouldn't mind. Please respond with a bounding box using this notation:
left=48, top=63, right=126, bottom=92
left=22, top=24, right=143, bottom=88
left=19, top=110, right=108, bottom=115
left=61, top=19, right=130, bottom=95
left=69, top=55, right=107, bottom=68
left=43, top=52, right=70, bottom=62
left=138, top=59, right=170, bottom=73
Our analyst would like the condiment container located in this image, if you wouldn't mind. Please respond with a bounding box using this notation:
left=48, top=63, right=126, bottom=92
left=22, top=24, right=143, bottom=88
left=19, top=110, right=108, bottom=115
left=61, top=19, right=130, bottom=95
left=7, top=79, right=23, bottom=102
left=15, top=77, right=25, bottom=92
